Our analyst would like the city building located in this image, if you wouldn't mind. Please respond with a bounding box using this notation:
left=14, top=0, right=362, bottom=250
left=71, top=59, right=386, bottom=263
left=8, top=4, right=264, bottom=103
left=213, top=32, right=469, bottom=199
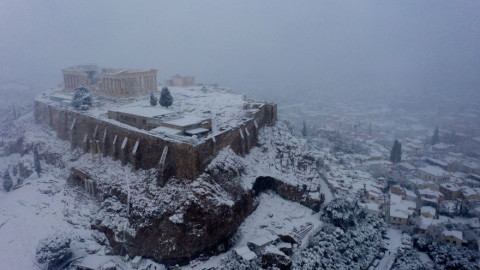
left=442, top=230, right=463, bottom=246
left=418, top=166, right=450, bottom=183
left=420, top=206, right=436, bottom=218
left=439, top=183, right=462, bottom=200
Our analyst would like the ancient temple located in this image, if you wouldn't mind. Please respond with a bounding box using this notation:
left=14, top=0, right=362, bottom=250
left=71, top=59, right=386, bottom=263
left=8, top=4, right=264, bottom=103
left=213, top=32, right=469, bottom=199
left=62, top=65, right=158, bottom=97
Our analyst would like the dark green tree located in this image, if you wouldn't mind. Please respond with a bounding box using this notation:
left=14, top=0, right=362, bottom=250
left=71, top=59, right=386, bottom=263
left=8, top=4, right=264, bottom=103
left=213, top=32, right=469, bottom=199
left=431, top=127, right=440, bottom=145
left=33, top=147, right=41, bottom=177
left=390, top=140, right=402, bottom=164
left=149, top=93, right=158, bottom=106
left=159, top=87, right=173, bottom=108
left=71, top=85, right=92, bottom=111
left=3, top=170, right=13, bottom=192
left=12, top=165, right=17, bottom=177
left=302, top=121, right=307, bottom=137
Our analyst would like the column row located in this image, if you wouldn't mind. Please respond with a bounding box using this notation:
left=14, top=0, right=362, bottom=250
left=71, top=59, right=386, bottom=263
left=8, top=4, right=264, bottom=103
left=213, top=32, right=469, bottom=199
left=101, top=75, right=157, bottom=96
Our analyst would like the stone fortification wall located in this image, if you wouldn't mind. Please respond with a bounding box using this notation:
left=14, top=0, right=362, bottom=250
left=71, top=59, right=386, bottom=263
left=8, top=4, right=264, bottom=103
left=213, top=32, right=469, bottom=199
left=34, top=100, right=277, bottom=181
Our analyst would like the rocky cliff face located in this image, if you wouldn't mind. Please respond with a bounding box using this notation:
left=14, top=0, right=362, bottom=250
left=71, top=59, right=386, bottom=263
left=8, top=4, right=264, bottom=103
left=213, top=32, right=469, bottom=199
left=86, top=161, right=257, bottom=265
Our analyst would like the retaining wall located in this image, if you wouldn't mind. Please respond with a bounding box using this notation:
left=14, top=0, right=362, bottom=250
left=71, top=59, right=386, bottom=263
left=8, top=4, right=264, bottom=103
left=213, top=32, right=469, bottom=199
left=34, top=100, right=277, bottom=181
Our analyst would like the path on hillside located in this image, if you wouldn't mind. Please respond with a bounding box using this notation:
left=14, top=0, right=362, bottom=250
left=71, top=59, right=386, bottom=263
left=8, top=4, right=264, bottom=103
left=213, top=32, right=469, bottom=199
left=319, top=177, right=334, bottom=204
left=376, top=228, right=403, bottom=270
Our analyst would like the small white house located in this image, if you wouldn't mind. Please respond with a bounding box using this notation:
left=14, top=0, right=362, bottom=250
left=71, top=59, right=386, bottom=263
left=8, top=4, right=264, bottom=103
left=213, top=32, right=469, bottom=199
left=233, top=246, right=257, bottom=261
left=247, top=235, right=279, bottom=254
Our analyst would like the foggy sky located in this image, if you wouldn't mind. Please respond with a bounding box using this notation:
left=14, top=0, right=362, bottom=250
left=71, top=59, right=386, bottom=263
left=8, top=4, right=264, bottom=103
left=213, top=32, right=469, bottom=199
left=1, top=0, right=479, bottom=100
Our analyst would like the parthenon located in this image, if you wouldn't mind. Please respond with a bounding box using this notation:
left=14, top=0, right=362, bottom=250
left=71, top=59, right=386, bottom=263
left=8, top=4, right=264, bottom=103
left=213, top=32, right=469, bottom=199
left=62, top=65, right=158, bottom=97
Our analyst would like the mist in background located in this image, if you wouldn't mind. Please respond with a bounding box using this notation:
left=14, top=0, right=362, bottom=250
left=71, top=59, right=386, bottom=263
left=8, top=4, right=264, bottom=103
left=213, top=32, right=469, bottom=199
left=1, top=0, right=479, bottom=104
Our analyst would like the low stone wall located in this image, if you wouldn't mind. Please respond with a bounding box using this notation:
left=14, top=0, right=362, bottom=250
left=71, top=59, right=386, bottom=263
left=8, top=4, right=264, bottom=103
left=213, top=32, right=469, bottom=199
left=34, top=100, right=277, bottom=181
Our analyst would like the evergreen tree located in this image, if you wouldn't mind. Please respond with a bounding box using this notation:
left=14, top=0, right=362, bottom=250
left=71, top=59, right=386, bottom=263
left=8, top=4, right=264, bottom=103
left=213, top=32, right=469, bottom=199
left=431, top=127, right=440, bottom=145
left=159, top=87, right=173, bottom=108
left=390, top=141, right=396, bottom=163
left=13, top=105, right=17, bottom=119
left=397, top=141, right=402, bottom=163
left=12, top=165, right=17, bottom=177
left=201, top=86, right=208, bottom=93
left=390, top=140, right=402, bottom=164
left=3, top=170, right=13, bottom=192
left=149, top=93, right=158, bottom=106
left=368, top=123, right=372, bottom=136
left=302, top=121, right=307, bottom=137
left=71, top=85, right=93, bottom=111
left=33, top=147, right=41, bottom=177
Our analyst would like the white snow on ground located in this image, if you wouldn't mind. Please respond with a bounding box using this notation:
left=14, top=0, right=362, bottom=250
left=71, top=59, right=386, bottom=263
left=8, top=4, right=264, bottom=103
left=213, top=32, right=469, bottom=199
left=318, top=178, right=334, bottom=203
left=0, top=155, right=101, bottom=270
left=235, top=192, right=321, bottom=247
left=376, top=228, right=403, bottom=270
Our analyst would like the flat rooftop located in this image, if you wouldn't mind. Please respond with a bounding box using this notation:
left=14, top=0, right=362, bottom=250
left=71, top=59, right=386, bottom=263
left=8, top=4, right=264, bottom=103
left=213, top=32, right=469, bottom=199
left=110, top=106, right=174, bottom=118
left=163, top=116, right=208, bottom=127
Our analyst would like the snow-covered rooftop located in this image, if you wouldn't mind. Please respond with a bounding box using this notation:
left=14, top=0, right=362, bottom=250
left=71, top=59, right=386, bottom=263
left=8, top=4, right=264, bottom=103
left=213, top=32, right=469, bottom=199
left=163, top=115, right=208, bottom=127
left=419, top=188, right=443, bottom=198
left=110, top=105, right=174, bottom=118
left=419, top=165, right=449, bottom=177
left=440, top=183, right=460, bottom=192
left=442, top=230, right=463, bottom=240
left=398, top=162, right=416, bottom=170
left=390, top=206, right=410, bottom=219
left=248, top=235, right=278, bottom=247
left=421, top=206, right=436, bottom=216
left=233, top=246, right=256, bottom=261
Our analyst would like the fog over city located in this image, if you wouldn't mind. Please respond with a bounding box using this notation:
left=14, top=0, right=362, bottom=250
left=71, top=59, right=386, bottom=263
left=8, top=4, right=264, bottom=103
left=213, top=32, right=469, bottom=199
left=2, top=1, right=480, bottom=103
left=1, top=2, right=480, bottom=270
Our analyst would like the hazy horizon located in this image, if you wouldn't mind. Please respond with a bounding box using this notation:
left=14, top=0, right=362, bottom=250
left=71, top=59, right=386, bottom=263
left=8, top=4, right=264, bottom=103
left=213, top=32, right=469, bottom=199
left=1, top=1, right=480, bottom=101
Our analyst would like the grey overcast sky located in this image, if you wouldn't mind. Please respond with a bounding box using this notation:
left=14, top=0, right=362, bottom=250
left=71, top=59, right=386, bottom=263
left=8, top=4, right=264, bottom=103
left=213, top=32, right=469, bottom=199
left=1, top=0, right=479, bottom=100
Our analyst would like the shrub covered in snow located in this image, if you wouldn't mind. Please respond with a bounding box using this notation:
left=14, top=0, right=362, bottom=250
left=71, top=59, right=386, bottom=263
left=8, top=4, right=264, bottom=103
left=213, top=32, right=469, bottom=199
left=322, top=199, right=366, bottom=230
left=149, top=93, right=158, bottom=106
left=35, top=232, right=72, bottom=268
left=413, top=232, right=480, bottom=270
left=2, top=169, right=13, bottom=192
left=222, top=258, right=260, bottom=270
left=159, top=87, right=173, bottom=108
left=392, top=249, right=426, bottom=270
left=428, top=242, right=480, bottom=270
left=71, top=85, right=92, bottom=111
left=293, top=199, right=385, bottom=270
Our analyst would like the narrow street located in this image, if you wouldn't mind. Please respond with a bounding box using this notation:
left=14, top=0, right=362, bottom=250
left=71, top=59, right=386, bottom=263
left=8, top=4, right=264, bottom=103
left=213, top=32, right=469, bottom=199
left=376, top=228, right=403, bottom=270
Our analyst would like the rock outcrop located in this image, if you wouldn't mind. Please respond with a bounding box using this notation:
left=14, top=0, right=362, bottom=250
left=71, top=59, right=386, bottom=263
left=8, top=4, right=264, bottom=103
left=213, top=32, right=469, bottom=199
left=89, top=173, right=256, bottom=265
